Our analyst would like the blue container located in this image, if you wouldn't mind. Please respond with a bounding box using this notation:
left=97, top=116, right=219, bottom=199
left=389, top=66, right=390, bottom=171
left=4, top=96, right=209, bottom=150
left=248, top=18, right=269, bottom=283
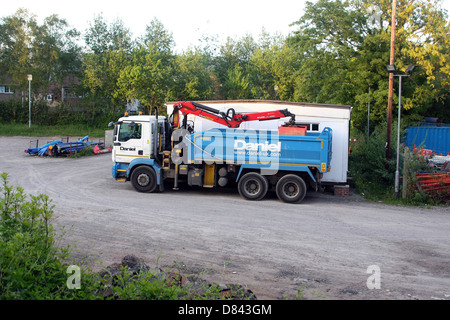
left=405, top=126, right=450, bottom=155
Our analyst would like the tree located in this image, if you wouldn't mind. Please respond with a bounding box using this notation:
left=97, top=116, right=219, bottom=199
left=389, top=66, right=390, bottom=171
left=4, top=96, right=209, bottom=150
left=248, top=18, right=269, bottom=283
left=140, top=18, right=175, bottom=56
left=115, top=46, right=167, bottom=115
left=213, top=35, right=257, bottom=99
left=168, top=49, right=214, bottom=101
left=287, top=0, right=450, bottom=131
left=82, top=15, right=134, bottom=109
left=288, top=0, right=367, bottom=110
left=225, top=64, right=250, bottom=99
left=248, top=32, right=298, bottom=100
left=0, top=9, right=37, bottom=91
left=398, top=0, right=450, bottom=108
left=0, top=9, right=81, bottom=99
left=83, top=48, right=129, bottom=100
left=33, top=14, right=81, bottom=95
left=84, top=14, right=133, bottom=54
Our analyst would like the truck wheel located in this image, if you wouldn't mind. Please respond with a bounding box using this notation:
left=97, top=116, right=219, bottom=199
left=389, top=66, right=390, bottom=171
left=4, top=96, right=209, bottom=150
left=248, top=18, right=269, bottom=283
left=238, top=172, right=269, bottom=201
left=276, top=174, right=307, bottom=203
left=131, top=166, right=157, bottom=193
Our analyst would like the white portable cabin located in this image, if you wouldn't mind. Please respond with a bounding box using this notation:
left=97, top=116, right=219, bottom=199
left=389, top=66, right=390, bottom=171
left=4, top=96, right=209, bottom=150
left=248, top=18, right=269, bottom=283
left=166, top=100, right=352, bottom=184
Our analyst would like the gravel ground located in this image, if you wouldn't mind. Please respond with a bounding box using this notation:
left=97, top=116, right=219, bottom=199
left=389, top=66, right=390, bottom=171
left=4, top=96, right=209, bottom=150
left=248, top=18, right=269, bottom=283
left=1, top=135, right=449, bottom=300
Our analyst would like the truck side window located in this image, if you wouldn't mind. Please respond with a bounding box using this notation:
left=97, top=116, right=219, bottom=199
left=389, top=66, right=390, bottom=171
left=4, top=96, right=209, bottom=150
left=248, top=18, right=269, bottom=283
left=118, top=123, right=141, bottom=142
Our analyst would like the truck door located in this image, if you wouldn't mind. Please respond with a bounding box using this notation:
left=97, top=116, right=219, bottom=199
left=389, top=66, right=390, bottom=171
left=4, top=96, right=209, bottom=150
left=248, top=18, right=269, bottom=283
left=113, top=121, right=147, bottom=163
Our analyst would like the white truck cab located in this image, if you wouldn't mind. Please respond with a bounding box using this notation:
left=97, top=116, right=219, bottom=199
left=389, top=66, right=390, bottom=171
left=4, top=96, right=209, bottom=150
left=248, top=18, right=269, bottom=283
left=112, top=115, right=169, bottom=164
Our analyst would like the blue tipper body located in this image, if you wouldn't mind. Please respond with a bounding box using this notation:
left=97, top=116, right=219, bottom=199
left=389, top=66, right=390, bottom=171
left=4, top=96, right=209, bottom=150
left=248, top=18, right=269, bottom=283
left=187, top=127, right=332, bottom=182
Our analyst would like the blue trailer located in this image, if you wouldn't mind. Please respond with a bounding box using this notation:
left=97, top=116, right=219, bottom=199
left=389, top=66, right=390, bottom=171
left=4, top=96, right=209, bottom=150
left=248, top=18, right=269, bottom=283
left=111, top=101, right=333, bottom=203
left=25, top=136, right=105, bottom=156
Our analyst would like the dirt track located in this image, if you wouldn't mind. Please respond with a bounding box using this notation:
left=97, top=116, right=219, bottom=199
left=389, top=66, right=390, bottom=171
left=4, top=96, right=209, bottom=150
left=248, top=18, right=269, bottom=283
left=1, top=135, right=449, bottom=300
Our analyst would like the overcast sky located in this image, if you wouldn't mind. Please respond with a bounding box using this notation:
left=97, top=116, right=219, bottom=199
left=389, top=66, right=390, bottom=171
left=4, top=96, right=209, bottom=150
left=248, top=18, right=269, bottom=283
left=3, top=0, right=449, bottom=53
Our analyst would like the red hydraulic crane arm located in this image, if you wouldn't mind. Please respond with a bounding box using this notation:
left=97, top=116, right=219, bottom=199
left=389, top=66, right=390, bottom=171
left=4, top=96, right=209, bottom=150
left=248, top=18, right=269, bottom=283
left=171, top=101, right=295, bottom=128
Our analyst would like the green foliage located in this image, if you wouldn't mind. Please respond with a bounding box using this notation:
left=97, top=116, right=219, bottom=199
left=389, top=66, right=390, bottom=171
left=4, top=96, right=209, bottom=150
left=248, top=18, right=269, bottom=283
left=225, top=65, right=251, bottom=99
left=140, top=18, right=175, bottom=56
left=349, top=123, right=396, bottom=199
left=213, top=35, right=257, bottom=99
left=349, top=119, right=446, bottom=205
left=0, top=99, right=123, bottom=129
left=169, top=49, right=215, bottom=101
left=84, top=14, right=134, bottom=54
left=0, top=173, right=252, bottom=300
left=0, top=172, right=70, bottom=299
left=348, top=122, right=446, bottom=205
left=0, top=9, right=37, bottom=90
left=0, top=173, right=107, bottom=299
left=1, top=1, right=449, bottom=127
left=110, top=267, right=189, bottom=300
left=115, top=46, right=167, bottom=115
left=0, top=123, right=105, bottom=138
left=287, top=0, right=450, bottom=130
left=68, top=147, right=94, bottom=158
left=400, top=147, right=435, bottom=204
left=0, top=9, right=81, bottom=93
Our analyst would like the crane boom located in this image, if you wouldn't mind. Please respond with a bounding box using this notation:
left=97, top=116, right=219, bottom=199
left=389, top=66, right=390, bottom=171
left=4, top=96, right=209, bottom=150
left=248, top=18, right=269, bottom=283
left=170, top=101, right=296, bottom=128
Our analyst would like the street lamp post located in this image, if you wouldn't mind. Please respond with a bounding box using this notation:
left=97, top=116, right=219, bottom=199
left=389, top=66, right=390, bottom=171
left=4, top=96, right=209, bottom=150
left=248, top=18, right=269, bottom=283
left=27, top=74, right=32, bottom=129
left=386, top=64, right=415, bottom=198
left=394, top=74, right=403, bottom=199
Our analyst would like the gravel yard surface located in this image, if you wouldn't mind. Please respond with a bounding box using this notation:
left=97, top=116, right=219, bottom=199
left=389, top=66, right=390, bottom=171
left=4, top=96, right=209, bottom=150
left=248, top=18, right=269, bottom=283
left=1, top=135, right=449, bottom=300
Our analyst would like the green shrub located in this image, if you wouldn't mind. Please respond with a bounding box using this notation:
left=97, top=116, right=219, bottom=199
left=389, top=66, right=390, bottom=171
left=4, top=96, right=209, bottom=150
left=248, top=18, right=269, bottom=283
left=349, top=124, right=397, bottom=199
left=0, top=99, right=123, bottom=129
left=401, top=147, right=445, bottom=205
left=348, top=123, right=445, bottom=205
left=0, top=172, right=71, bottom=299
left=0, top=173, right=251, bottom=300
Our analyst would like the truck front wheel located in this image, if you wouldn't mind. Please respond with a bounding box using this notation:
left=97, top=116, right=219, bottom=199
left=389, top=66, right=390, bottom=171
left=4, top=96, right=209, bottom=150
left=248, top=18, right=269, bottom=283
left=131, top=166, right=157, bottom=193
left=238, top=172, right=269, bottom=201
left=276, top=174, right=307, bottom=203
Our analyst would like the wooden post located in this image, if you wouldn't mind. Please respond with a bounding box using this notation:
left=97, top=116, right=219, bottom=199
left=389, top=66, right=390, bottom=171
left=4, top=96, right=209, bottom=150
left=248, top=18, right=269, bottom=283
left=386, top=0, right=397, bottom=162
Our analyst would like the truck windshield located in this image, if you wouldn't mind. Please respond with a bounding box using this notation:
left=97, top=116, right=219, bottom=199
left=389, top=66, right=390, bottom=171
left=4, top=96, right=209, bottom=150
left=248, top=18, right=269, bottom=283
left=118, top=122, right=142, bottom=142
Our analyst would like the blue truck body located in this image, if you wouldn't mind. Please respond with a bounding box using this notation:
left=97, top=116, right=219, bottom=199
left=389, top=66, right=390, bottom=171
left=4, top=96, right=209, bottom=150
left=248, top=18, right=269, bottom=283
left=186, top=127, right=332, bottom=182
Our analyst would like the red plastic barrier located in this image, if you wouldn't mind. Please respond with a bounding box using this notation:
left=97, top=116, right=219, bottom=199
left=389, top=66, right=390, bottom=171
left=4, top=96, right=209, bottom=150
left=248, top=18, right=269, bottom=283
left=415, top=172, right=450, bottom=201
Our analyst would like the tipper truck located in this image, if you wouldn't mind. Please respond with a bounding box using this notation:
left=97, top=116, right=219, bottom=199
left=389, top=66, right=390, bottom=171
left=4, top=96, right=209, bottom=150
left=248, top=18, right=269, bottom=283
left=110, top=101, right=332, bottom=203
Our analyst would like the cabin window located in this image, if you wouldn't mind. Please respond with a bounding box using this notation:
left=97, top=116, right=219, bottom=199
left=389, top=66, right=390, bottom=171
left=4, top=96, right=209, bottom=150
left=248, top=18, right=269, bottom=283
left=118, top=122, right=142, bottom=141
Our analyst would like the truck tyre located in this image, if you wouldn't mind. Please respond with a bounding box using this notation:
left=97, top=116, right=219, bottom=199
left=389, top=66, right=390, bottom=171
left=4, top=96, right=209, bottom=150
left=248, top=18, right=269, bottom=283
left=238, top=172, right=269, bottom=201
left=131, top=166, right=157, bottom=193
left=276, top=174, right=307, bottom=203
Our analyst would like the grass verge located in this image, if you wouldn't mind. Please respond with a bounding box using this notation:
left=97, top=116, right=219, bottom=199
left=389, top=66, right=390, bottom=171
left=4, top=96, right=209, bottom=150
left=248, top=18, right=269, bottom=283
left=0, top=123, right=106, bottom=138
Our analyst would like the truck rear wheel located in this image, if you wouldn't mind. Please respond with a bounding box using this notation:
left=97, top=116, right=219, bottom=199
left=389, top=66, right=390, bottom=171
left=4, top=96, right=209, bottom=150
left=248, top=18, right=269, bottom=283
left=276, top=174, right=307, bottom=203
left=238, top=172, right=269, bottom=201
left=131, top=166, right=157, bottom=193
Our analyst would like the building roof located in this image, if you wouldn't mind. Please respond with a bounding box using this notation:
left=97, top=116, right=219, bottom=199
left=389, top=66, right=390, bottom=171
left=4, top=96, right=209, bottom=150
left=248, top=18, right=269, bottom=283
left=167, top=99, right=352, bottom=110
